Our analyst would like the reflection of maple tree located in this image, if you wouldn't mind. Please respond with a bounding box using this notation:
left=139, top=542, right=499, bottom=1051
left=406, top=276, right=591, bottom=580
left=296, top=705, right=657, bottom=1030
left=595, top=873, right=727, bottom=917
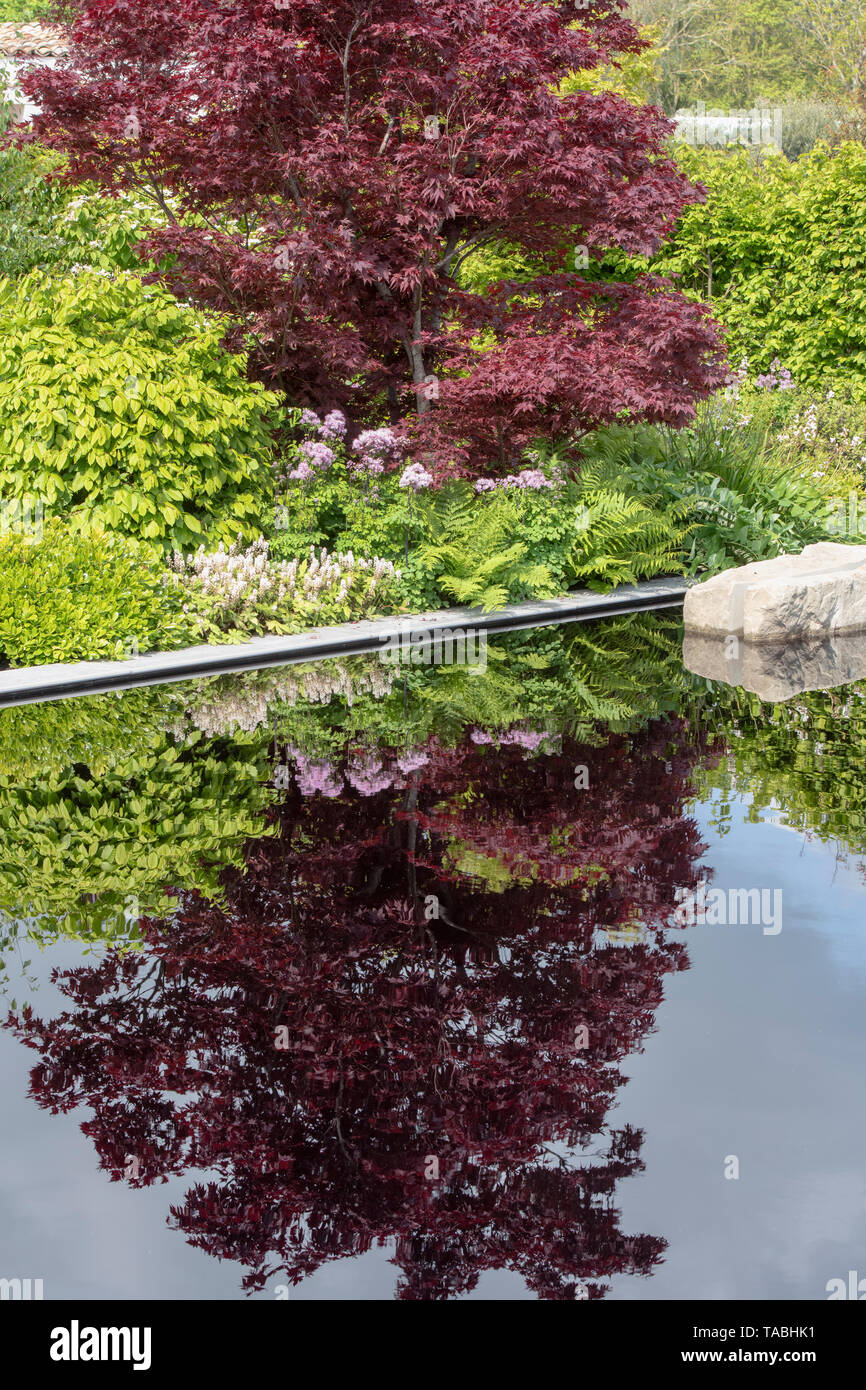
left=8, top=721, right=716, bottom=1300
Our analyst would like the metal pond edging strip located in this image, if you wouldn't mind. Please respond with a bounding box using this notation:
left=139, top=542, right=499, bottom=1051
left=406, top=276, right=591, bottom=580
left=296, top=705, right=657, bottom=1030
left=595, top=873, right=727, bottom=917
left=0, top=575, right=691, bottom=709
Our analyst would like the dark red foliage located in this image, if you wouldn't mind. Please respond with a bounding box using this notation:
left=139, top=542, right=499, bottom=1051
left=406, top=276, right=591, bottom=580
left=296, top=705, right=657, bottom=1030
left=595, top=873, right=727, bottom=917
left=6, top=721, right=717, bottom=1298
left=19, top=2, right=726, bottom=474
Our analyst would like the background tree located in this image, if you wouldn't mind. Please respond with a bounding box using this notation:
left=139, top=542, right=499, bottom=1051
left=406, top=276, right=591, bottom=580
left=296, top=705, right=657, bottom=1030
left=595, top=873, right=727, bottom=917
left=18, top=0, right=726, bottom=477
left=629, top=0, right=866, bottom=108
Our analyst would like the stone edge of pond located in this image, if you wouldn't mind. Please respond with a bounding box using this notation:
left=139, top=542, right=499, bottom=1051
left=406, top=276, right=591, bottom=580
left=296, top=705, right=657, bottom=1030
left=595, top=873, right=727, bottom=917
left=0, top=575, right=691, bottom=708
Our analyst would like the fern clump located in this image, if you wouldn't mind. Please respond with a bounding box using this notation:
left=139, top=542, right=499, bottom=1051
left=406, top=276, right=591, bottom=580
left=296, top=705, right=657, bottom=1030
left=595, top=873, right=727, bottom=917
left=415, top=483, right=557, bottom=612
left=568, top=481, right=689, bottom=590
left=573, top=414, right=838, bottom=580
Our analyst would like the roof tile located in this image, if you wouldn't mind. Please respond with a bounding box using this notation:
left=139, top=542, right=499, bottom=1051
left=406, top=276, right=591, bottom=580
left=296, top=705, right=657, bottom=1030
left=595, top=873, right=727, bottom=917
left=0, top=21, right=69, bottom=58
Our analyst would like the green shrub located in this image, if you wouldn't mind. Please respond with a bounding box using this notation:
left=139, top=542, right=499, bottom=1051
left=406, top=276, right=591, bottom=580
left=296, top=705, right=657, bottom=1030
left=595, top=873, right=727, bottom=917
left=0, top=0, right=51, bottom=18
left=648, top=143, right=866, bottom=395
left=720, top=375, right=866, bottom=489
left=0, top=141, right=195, bottom=281
left=52, top=186, right=170, bottom=275
left=576, top=413, right=838, bottom=576
left=0, top=519, right=195, bottom=665
left=269, top=417, right=578, bottom=611
left=0, top=270, right=279, bottom=550
left=0, top=145, right=72, bottom=276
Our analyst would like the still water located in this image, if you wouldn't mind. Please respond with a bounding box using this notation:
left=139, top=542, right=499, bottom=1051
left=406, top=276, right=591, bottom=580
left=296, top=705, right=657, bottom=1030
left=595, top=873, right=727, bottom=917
left=0, top=613, right=864, bottom=1300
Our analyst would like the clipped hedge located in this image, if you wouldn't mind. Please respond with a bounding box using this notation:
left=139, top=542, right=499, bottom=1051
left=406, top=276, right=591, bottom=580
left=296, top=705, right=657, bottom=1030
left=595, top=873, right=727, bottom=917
left=0, top=270, right=279, bottom=550
left=649, top=143, right=866, bottom=395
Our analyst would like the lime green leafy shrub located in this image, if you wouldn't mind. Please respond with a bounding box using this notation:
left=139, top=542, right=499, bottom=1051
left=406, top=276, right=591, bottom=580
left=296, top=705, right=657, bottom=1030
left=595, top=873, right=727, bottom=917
left=559, top=21, right=663, bottom=104
left=0, top=683, right=182, bottom=780
left=649, top=144, right=866, bottom=394
left=0, top=519, right=195, bottom=666
left=0, top=1, right=52, bottom=16
left=0, top=724, right=278, bottom=930
left=0, top=271, right=279, bottom=550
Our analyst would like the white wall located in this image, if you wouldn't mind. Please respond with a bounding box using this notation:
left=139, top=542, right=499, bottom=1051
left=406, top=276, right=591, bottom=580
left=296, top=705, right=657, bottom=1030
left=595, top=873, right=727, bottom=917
left=2, top=55, right=61, bottom=122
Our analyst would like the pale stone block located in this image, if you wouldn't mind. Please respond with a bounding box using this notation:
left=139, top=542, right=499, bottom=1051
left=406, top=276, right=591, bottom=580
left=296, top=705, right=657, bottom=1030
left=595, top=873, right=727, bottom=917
left=683, top=544, right=866, bottom=641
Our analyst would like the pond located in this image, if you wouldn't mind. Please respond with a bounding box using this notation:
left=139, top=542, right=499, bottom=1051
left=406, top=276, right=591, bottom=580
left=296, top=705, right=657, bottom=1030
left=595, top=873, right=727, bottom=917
left=1, top=611, right=864, bottom=1302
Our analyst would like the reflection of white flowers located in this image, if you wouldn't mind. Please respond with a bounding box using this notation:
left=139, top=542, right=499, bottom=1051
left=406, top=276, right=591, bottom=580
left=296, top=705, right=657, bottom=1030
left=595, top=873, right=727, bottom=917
left=179, top=658, right=396, bottom=736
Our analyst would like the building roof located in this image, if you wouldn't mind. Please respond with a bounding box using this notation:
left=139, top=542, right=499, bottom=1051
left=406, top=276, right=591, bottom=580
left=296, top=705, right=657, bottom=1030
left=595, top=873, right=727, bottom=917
left=0, top=21, right=68, bottom=58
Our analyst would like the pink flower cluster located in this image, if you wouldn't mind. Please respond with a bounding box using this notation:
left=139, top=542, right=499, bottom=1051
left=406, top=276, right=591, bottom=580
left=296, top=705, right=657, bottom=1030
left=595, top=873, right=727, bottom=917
left=399, top=462, right=434, bottom=491
left=474, top=469, right=556, bottom=493
left=297, top=440, right=336, bottom=470
left=755, top=358, right=795, bottom=391
left=352, top=427, right=405, bottom=476
left=279, top=409, right=347, bottom=480
left=299, top=407, right=347, bottom=440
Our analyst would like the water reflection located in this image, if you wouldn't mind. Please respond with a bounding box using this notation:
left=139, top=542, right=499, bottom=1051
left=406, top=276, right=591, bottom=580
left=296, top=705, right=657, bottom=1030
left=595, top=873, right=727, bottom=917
left=7, top=717, right=716, bottom=1299
left=684, top=629, right=866, bottom=702
left=4, top=610, right=866, bottom=1299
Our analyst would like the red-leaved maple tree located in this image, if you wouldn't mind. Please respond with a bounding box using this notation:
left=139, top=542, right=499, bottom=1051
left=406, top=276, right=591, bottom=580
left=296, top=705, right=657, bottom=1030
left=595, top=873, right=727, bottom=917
left=19, top=1, right=726, bottom=477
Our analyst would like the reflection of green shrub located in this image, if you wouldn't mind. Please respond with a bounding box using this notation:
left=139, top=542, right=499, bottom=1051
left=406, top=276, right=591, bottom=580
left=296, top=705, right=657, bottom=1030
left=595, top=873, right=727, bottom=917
left=0, top=271, right=279, bottom=550
left=0, top=683, right=183, bottom=780
left=0, top=520, right=195, bottom=665
left=0, top=725, right=278, bottom=929
left=701, top=683, right=866, bottom=855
